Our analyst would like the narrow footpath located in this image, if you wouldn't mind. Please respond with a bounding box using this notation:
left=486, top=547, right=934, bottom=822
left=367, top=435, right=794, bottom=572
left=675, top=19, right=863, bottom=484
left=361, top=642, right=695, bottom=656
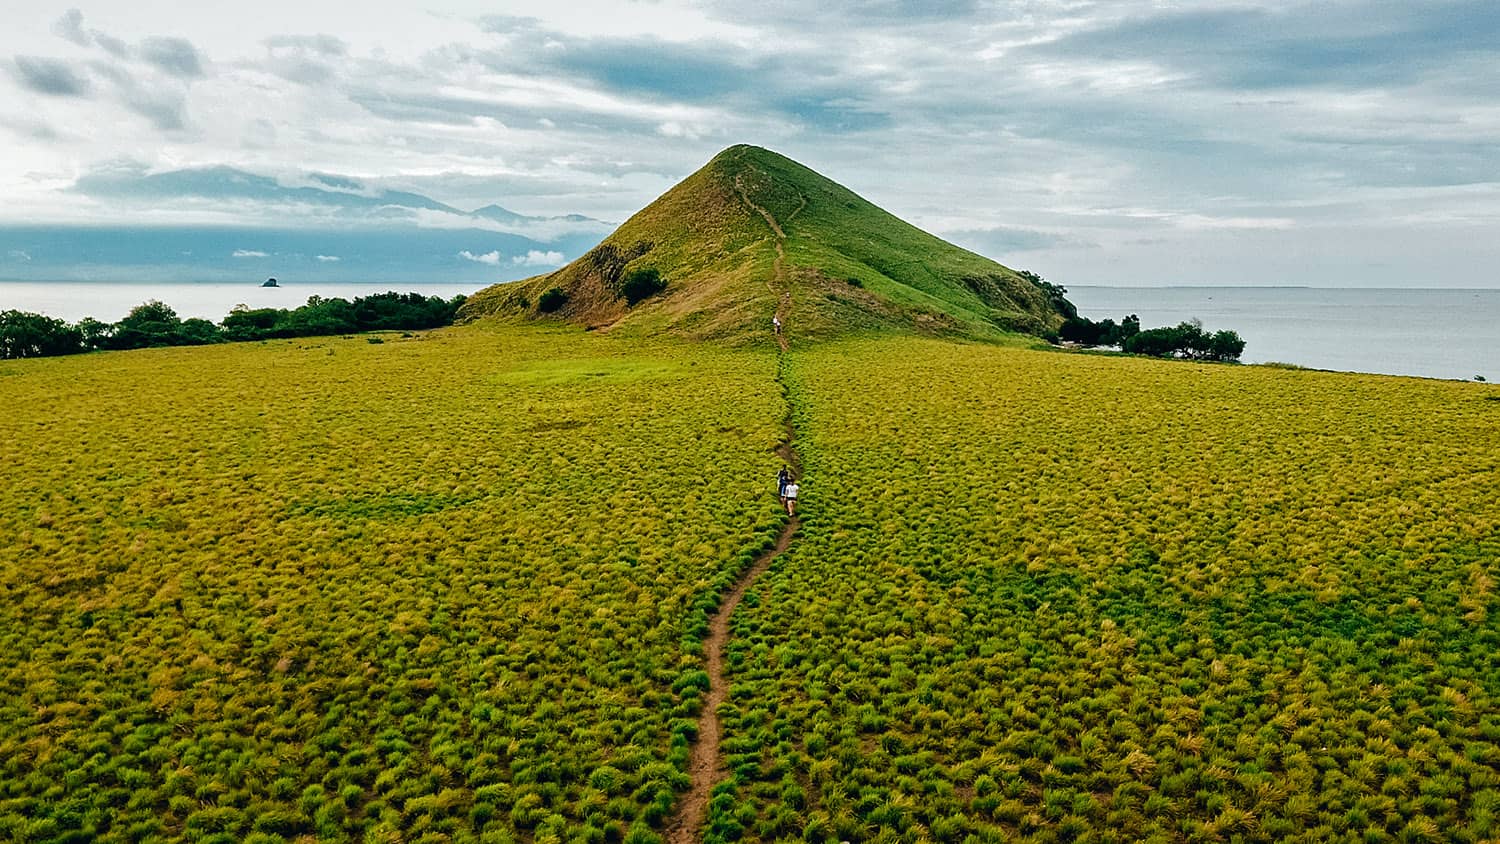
left=664, top=177, right=802, bottom=843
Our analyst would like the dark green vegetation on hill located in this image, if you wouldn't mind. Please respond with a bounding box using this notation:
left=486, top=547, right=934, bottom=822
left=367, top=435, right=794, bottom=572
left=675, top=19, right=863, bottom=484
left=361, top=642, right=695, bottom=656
left=0, top=291, right=465, bottom=359
left=459, top=145, right=1071, bottom=341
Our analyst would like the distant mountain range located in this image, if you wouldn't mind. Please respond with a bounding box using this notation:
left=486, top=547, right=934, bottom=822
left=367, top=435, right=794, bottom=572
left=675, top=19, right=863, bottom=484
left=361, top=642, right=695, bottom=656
left=0, top=165, right=612, bottom=284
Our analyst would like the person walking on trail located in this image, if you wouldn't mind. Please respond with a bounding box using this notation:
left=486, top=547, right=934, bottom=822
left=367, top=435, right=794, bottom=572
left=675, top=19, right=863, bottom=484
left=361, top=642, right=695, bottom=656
left=772, top=314, right=782, bottom=335
left=783, top=478, right=799, bottom=516
left=777, top=466, right=792, bottom=504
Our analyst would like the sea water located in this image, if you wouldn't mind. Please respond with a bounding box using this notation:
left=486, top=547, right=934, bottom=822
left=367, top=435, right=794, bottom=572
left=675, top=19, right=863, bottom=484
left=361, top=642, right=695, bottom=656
left=2, top=281, right=1495, bottom=381
left=1067, top=286, right=1499, bottom=382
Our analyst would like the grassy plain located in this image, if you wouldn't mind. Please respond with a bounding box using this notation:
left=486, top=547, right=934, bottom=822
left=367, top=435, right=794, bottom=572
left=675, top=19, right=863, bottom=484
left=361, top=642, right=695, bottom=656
left=6, top=320, right=1500, bottom=844
left=716, top=337, right=1500, bottom=842
left=0, top=324, right=785, bottom=842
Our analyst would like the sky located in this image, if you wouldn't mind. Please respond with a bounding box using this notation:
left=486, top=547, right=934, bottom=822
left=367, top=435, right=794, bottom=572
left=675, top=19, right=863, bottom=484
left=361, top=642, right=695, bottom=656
left=2, top=0, right=1498, bottom=287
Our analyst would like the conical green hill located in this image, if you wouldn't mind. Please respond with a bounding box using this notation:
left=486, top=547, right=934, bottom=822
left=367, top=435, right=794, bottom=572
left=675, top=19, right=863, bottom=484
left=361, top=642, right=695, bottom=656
left=458, top=144, right=1073, bottom=341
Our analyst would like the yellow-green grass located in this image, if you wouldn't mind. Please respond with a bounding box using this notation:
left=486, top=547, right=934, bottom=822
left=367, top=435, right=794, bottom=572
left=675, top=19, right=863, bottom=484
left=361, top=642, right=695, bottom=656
left=0, top=324, right=784, bottom=842
left=715, top=337, right=1500, bottom=842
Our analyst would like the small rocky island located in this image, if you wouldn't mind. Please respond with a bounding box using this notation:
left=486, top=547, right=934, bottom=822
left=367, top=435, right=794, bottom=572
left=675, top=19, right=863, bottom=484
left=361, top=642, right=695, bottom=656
left=262, top=278, right=279, bottom=288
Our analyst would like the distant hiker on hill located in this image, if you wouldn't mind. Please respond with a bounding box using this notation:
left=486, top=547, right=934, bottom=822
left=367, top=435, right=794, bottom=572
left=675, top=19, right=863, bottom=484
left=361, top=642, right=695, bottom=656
left=777, top=466, right=792, bottom=504
left=772, top=314, right=782, bottom=335
left=783, top=478, right=799, bottom=516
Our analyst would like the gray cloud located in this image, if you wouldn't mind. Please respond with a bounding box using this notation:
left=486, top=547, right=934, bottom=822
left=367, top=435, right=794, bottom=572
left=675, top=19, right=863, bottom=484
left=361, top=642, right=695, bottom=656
left=265, top=34, right=346, bottom=56
left=94, top=33, right=130, bottom=58
left=85, top=60, right=189, bottom=131
left=943, top=226, right=1094, bottom=257
left=21, top=10, right=208, bottom=130
left=139, top=37, right=205, bottom=79
left=1024, top=2, right=1500, bottom=91
left=48, top=9, right=127, bottom=57
left=122, top=86, right=189, bottom=131
left=263, top=34, right=347, bottom=84
left=471, top=26, right=892, bottom=133
left=702, top=0, right=980, bottom=27
left=52, top=8, right=89, bottom=46
left=12, top=56, right=91, bottom=96
left=0, top=115, right=61, bottom=141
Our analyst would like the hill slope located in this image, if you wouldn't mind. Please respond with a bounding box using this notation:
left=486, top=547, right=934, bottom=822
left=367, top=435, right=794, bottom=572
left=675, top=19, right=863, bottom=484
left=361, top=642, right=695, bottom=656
left=459, top=144, right=1072, bottom=340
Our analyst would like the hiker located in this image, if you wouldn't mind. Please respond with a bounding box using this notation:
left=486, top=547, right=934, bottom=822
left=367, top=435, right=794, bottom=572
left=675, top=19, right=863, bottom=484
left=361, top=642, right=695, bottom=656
left=783, top=477, right=799, bottom=516
left=777, top=466, right=791, bottom=504
left=772, top=314, right=782, bottom=335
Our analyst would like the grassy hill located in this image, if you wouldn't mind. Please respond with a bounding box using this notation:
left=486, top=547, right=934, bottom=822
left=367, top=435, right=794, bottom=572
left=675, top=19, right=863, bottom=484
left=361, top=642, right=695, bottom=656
left=458, top=145, right=1071, bottom=341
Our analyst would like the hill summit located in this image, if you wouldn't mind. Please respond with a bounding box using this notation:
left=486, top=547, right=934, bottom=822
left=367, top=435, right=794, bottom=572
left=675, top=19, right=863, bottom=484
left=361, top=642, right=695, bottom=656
left=459, top=145, right=1074, bottom=340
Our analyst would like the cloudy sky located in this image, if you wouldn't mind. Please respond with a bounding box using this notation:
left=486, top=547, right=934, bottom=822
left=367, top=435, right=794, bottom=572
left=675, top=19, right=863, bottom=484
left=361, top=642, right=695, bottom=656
left=3, top=0, right=1498, bottom=287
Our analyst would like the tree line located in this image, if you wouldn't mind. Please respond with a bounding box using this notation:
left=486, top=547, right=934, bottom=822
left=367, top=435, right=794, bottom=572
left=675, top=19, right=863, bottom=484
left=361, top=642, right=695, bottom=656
left=1018, top=270, right=1246, bottom=363
left=0, top=291, right=466, bottom=360
left=1060, top=314, right=1246, bottom=362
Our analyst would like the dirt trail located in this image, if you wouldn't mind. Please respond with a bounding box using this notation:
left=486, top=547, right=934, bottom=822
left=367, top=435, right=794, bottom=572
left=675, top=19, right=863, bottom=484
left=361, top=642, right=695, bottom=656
left=665, top=177, right=803, bottom=843
left=732, top=173, right=802, bottom=353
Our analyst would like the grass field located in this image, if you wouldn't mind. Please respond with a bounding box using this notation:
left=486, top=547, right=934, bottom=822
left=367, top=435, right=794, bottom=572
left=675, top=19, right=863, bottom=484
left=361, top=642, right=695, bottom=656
left=0, top=325, right=784, bottom=842
left=4, top=322, right=1499, bottom=843
left=715, top=337, right=1500, bottom=842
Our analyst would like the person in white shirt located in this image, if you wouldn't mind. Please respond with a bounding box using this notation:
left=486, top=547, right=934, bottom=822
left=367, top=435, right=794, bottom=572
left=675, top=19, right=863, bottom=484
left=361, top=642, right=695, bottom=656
left=772, top=314, right=782, bottom=334
left=783, top=479, right=799, bottom=515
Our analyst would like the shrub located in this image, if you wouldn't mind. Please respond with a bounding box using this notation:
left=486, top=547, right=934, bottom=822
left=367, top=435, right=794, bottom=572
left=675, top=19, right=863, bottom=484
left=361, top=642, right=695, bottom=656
left=620, top=268, right=667, bottom=305
left=538, top=287, right=568, bottom=313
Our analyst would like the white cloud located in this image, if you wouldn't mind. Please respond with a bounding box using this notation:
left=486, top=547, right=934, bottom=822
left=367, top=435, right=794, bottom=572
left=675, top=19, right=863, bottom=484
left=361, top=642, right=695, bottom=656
left=458, top=249, right=502, bottom=265
left=232, top=249, right=268, bottom=257
left=512, top=249, right=565, bottom=267
left=315, top=254, right=341, bottom=261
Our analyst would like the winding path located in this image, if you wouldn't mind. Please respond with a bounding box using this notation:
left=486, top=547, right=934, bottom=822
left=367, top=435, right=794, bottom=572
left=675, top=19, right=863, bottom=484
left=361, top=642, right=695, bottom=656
left=733, top=173, right=803, bottom=351
left=664, top=174, right=804, bottom=843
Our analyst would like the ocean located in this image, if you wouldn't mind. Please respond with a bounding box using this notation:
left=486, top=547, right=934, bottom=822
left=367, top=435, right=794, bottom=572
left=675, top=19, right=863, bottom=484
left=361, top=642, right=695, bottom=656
left=2, top=282, right=1494, bottom=381
left=1067, top=286, right=1499, bottom=382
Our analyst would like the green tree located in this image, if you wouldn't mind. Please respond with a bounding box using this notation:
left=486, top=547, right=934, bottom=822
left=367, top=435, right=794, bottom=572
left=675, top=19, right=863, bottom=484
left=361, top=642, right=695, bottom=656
left=222, top=304, right=286, bottom=341
left=1019, top=269, right=1077, bottom=320
left=620, top=268, right=667, bottom=305
left=111, top=300, right=185, bottom=349
left=76, top=317, right=113, bottom=351
left=179, top=318, right=223, bottom=345
left=1208, top=330, right=1246, bottom=361
left=538, top=287, right=568, bottom=313
left=0, top=310, right=82, bottom=358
